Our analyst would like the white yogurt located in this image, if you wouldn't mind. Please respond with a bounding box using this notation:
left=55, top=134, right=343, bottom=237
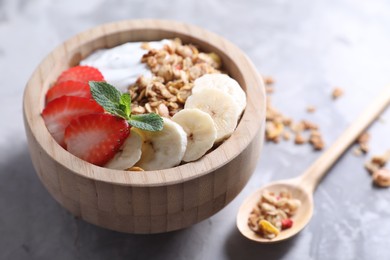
left=80, top=39, right=171, bottom=92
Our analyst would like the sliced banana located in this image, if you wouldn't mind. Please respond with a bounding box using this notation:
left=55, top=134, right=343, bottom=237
left=193, top=74, right=246, bottom=114
left=105, top=129, right=142, bottom=170
left=185, top=88, right=240, bottom=142
left=134, top=118, right=187, bottom=170
left=172, top=108, right=217, bottom=162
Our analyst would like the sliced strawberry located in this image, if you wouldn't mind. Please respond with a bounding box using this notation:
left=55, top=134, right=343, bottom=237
left=42, top=96, right=104, bottom=146
left=64, top=114, right=130, bottom=166
left=46, top=80, right=91, bottom=103
left=56, top=66, right=104, bottom=84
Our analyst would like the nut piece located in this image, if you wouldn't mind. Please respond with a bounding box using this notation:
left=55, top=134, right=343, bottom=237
left=355, top=132, right=370, bottom=154
left=306, top=105, right=316, bottom=113
left=372, top=168, right=390, bottom=187
left=332, top=87, right=344, bottom=99
left=264, top=76, right=275, bottom=85
left=365, top=151, right=390, bottom=174
left=126, top=166, right=144, bottom=171
left=294, top=134, right=306, bottom=144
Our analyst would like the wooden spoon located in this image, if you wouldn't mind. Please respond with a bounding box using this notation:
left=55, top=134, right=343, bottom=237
left=237, top=87, right=390, bottom=243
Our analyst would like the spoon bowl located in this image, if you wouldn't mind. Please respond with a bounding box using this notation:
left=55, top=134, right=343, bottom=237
left=237, top=86, right=390, bottom=243
left=237, top=178, right=313, bottom=243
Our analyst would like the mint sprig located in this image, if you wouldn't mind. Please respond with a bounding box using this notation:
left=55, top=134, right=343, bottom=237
left=89, top=81, right=163, bottom=131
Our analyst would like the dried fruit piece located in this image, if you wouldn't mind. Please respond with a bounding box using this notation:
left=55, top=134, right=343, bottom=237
left=281, top=218, right=293, bottom=230
left=258, top=219, right=280, bottom=238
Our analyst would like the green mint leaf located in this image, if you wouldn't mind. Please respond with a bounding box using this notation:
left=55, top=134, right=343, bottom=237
left=90, top=81, right=163, bottom=132
left=89, top=81, right=129, bottom=119
left=128, top=113, right=164, bottom=131
left=119, top=93, right=131, bottom=117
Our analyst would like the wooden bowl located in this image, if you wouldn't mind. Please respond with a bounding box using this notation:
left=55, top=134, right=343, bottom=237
left=23, top=19, right=266, bottom=234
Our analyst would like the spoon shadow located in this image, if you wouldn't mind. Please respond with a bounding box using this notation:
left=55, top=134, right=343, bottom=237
left=224, top=225, right=299, bottom=260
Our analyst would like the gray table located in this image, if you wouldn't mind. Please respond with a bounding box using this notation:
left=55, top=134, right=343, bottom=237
left=1, top=0, right=390, bottom=259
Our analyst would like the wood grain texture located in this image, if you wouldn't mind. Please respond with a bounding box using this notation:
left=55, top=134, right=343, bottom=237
left=23, top=19, right=266, bottom=233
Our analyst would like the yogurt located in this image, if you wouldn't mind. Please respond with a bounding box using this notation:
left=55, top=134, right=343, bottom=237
left=80, top=39, right=171, bottom=92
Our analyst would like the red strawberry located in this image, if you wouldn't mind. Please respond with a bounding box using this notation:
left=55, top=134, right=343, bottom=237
left=56, top=66, right=104, bottom=84
left=46, top=80, right=91, bottom=103
left=64, top=114, right=130, bottom=166
left=42, top=96, right=104, bottom=146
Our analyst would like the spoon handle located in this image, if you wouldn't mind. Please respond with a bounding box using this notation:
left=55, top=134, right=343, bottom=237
left=298, top=86, right=390, bottom=193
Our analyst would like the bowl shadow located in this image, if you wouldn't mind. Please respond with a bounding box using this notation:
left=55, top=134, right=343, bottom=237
left=0, top=147, right=210, bottom=260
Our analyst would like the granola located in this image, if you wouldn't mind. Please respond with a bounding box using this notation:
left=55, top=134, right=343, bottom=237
left=331, top=87, right=344, bottom=99
left=248, top=189, right=301, bottom=239
left=129, top=38, right=222, bottom=117
left=365, top=150, right=390, bottom=187
left=264, top=78, right=325, bottom=150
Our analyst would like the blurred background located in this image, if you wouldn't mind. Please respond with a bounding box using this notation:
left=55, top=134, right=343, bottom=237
left=1, top=0, right=390, bottom=259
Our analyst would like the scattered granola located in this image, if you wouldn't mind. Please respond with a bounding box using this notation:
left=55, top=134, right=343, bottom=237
left=364, top=151, right=390, bottom=174
left=264, top=76, right=275, bottom=85
left=264, top=79, right=325, bottom=150
left=355, top=132, right=370, bottom=154
left=365, top=150, right=390, bottom=187
left=372, top=168, right=390, bottom=187
left=331, top=87, right=344, bottom=99
left=306, top=105, right=316, bottom=113
left=266, top=85, right=274, bottom=94
left=248, top=189, right=301, bottom=239
left=129, top=38, right=222, bottom=117
left=294, top=133, right=306, bottom=145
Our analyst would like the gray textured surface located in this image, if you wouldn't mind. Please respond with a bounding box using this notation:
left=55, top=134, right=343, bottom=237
left=1, top=0, right=390, bottom=259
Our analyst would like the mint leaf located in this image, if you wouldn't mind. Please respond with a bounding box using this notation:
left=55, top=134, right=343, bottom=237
left=89, top=81, right=126, bottom=118
left=128, top=113, right=164, bottom=131
left=119, top=93, right=131, bottom=118
left=90, top=81, right=163, bottom=132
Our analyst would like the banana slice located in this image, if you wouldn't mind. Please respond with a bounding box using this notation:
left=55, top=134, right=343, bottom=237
left=105, top=129, right=142, bottom=170
left=185, top=88, right=240, bottom=142
left=172, top=108, right=217, bottom=162
left=193, top=74, right=246, bottom=114
left=134, top=118, right=187, bottom=170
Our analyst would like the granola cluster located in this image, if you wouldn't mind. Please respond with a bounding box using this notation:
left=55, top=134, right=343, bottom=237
left=129, top=39, right=222, bottom=117
left=248, top=189, right=301, bottom=239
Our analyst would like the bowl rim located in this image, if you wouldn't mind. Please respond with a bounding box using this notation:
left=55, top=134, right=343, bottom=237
left=23, top=19, right=265, bottom=187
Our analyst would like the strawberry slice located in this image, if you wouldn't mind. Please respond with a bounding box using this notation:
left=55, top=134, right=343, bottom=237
left=46, top=80, right=91, bottom=103
left=42, top=96, right=104, bottom=146
left=64, top=114, right=130, bottom=166
left=56, top=66, right=104, bottom=84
